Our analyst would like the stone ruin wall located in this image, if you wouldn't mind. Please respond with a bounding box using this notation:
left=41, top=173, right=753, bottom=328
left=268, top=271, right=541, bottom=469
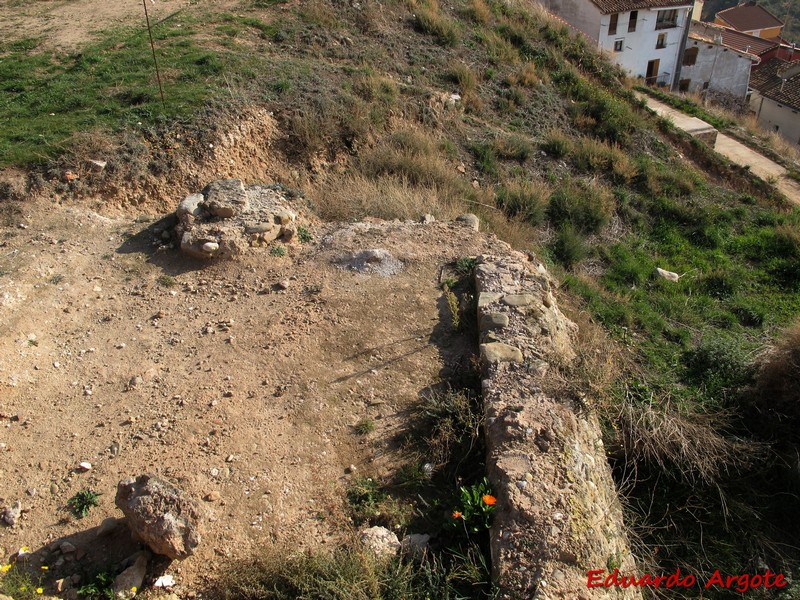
left=474, top=252, right=641, bottom=599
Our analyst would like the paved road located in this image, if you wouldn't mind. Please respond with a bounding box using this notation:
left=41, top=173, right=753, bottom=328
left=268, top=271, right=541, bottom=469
left=638, top=94, right=800, bottom=205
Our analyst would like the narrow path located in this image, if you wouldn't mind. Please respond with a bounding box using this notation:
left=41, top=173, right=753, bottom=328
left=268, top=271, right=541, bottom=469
left=637, top=93, right=800, bottom=205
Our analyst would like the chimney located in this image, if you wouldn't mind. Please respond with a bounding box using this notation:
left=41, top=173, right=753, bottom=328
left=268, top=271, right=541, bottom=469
left=778, top=61, right=800, bottom=80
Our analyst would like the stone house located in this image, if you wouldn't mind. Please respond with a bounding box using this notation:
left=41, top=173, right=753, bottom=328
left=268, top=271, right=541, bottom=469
left=749, top=59, right=800, bottom=146
left=679, top=21, right=759, bottom=97
left=539, top=0, right=695, bottom=88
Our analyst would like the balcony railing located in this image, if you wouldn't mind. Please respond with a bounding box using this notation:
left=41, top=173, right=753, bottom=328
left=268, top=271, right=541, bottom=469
left=655, top=20, right=678, bottom=30
left=645, top=71, right=671, bottom=86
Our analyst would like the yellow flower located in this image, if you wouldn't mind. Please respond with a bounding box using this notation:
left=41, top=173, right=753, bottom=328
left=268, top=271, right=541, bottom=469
left=41, top=566, right=49, bottom=571
left=131, top=587, right=138, bottom=594
left=0, top=564, right=11, bottom=573
left=36, top=587, right=44, bottom=594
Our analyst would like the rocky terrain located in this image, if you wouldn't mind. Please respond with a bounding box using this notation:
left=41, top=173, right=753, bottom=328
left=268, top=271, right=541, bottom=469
left=0, top=189, right=519, bottom=596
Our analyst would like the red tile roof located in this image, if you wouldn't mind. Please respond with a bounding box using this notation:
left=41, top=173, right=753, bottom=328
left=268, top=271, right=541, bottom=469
left=691, top=21, right=778, bottom=56
left=687, top=26, right=761, bottom=60
left=716, top=2, right=783, bottom=33
left=750, top=58, right=800, bottom=111
left=589, top=0, right=692, bottom=15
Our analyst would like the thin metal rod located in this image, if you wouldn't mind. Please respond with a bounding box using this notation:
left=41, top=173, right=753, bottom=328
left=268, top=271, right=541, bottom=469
left=142, top=0, right=166, bottom=108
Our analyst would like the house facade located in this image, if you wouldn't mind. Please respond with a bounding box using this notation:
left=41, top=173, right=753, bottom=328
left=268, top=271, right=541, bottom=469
left=679, top=21, right=759, bottom=97
left=540, top=0, right=695, bottom=88
left=749, top=59, right=800, bottom=146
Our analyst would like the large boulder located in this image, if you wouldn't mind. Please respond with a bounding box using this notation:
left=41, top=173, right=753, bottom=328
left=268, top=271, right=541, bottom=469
left=115, top=474, right=203, bottom=560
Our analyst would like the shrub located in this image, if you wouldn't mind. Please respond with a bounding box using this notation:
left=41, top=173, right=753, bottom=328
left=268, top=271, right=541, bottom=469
left=572, top=137, right=611, bottom=173
left=541, top=130, right=572, bottom=158
left=219, top=542, right=494, bottom=599
left=682, top=335, right=755, bottom=400
left=492, top=134, right=533, bottom=161
left=495, top=178, right=549, bottom=225
left=548, top=180, right=614, bottom=234
left=447, top=62, right=478, bottom=96
left=468, top=0, right=492, bottom=25
left=552, top=224, right=587, bottom=268
left=478, top=30, right=519, bottom=64
left=413, top=0, right=460, bottom=46
left=747, top=320, right=800, bottom=441
left=470, top=143, right=499, bottom=178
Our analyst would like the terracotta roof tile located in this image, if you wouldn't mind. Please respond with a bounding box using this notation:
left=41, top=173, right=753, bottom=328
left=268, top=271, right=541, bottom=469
left=691, top=21, right=778, bottom=55
left=716, top=3, right=783, bottom=33
left=750, top=58, right=800, bottom=111
left=589, top=0, right=692, bottom=15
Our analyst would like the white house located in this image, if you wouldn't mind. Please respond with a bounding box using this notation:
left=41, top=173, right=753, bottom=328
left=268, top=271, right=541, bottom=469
left=749, top=59, right=800, bottom=146
left=678, top=21, right=759, bottom=97
left=539, top=0, right=695, bottom=88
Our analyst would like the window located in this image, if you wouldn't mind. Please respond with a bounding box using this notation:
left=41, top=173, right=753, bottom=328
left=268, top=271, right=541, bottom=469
left=683, top=47, right=698, bottom=65
left=679, top=79, right=690, bottom=92
left=628, top=10, right=638, bottom=33
left=655, top=9, right=678, bottom=30
left=614, top=39, right=624, bottom=52
left=656, top=33, right=667, bottom=49
left=608, top=13, right=618, bottom=35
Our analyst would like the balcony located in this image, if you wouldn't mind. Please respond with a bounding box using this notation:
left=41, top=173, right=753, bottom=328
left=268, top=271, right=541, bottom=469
left=654, top=20, right=678, bottom=30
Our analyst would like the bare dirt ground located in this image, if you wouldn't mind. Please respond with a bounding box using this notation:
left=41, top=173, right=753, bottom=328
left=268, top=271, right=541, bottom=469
left=0, top=0, right=216, bottom=51
left=0, top=196, right=505, bottom=595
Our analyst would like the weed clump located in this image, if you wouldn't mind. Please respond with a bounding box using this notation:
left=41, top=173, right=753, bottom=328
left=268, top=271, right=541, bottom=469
left=547, top=180, right=614, bottom=234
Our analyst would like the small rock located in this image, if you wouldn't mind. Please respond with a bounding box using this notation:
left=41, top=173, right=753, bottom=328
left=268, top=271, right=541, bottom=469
left=502, top=294, right=536, bottom=307
left=1, top=501, right=21, bottom=527
left=202, top=242, right=219, bottom=254
left=276, top=279, right=290, bottom=290
left=400, top=533, right=430, bottom=558
left=345, top=464, right=357, bottom=474
left=113, top=552, right=149, bottom=598
left=60, top=541, right=77, bottom=554
left=97, top=517, right=122, bottom=538
left=656, top=267, right=680, bottom=282
left=87, top=160, right=107, bottom=172
left=420, top=214, right=435, bottom=224
left=115, top=474, right=203, bottom=560
left=480, top=313, right=509, bottom=330
left=455, top=213, right=479, bottom=231
left=78, top=461, right=92, bottom=472
left=480, top=342, right=524, bottom=364
left=360, top=526, right=400, bottom=559
left=204, top=491, right=221, bottom=502
left=153, top=575, right=176, bottom=588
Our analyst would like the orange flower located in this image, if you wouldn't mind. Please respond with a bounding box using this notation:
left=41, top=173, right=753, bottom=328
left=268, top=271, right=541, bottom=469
left=482, top=494, right=497, bottom=506
left=452, top=510, right=463, bottom=519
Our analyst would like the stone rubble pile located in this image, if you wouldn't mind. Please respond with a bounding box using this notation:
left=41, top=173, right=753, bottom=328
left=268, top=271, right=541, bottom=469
left=175, top=179, right=300, bottom=259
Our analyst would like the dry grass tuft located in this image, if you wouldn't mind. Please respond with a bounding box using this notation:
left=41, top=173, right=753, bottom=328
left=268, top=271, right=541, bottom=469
left=612, top=393, right=759, bottom=484
left=468, top=0, right=492, bottom=25
left=314, top=173, right=462, bottom=222
left=748, top=319, right=800, bottom=441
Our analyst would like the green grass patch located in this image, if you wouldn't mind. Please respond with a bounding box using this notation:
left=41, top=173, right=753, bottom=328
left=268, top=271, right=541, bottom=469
left=0, top=15, right=235, bottom=166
